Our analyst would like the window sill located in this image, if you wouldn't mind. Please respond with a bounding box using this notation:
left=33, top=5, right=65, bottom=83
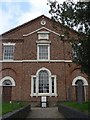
left=37, top=60, right=50, bottom=62
left=2, top=60, right=14, bottom=62
left=30, top=93, right=57, bottom=97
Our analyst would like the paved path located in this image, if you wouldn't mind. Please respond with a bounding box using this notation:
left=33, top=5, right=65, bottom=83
left=27, top=107, right=65, bottom=119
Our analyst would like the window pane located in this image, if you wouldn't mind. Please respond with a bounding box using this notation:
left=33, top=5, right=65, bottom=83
left=39, top=45, right=48, bottom=60
left=52, top=77, right=54, bottom=93
left=39, top=70, right=49, bottom=93
left=38, top=34, right=49, bottom=39
left=3, top=80, right=12, bottom=86
left=33, top=77, right=36, bottom=93
left=4, top=45, right=14, bottom=60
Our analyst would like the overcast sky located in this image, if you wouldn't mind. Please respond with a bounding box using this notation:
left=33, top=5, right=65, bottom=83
left=0, top=0, right=79, bottom=34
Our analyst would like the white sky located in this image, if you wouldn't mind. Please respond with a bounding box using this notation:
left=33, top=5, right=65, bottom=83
left=0, top=0, right=79, bottom=34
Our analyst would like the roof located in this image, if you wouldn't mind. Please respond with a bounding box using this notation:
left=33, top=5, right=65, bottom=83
left=1, top=14, right=80, bottom=36
left=1, top=15, right=49, bottom=35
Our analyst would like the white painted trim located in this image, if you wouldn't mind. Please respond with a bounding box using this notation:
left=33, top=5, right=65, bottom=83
left=38, top=31, right=49, bottom=40
left=36, top=75, right=38, bottom=95
left=0, top=60, right=22, bottom=63
left=23, top=27, right=60, bottom=37
left=49, top=75, right=52, bottom=96
left=0, top=60, right=72, bottom=63
left=41, top=20, right=46, bottom=25
left=84, top=86, right=87, bottom=101
left=31, top=67, right=57, bottom=97
left=36, top=67, right=52, bottom=76
left=64, top=60, right=72, bottom=62
left=53, top=75, right=57, bottom=96
left=37, top=44, right=39, bottom=61
left=30, top=93, right=57, bottom=97
left=72, top=76, right=88, bottom=102
left=23, top=27, right=44, bottom=36
left=3, top=43, right=15, bottom=60
left=2, top=60, right=15, bottom=62
left=37, top=31, right=50, bottom=34
left=3, top=43, right=16, bottom=46
left=37, top=44, right=50, bottom=61
left=36, top=40, right=51, bottom=44
left=31, top=75, right=34, bottom=97
left=0, top=76, right=15, bottom=86
left=72, top=76, right=88, bottom=86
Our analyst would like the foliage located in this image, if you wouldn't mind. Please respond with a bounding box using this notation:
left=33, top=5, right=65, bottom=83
left=1, top=102, right=27, bottom=115
left=48, top=0, right=90, bottom=75
left=48, top=0, right=90, bottom=33
left=62, top=101, right=90, bottom=114
left=72, top=35, right=89, bottom=74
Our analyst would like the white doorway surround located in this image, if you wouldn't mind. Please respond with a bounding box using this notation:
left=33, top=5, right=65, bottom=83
left=41, top=96, right=47, bottom=108
left=72, top=76, right=88, bottom=102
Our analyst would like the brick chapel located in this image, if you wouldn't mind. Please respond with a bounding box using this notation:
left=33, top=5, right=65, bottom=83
left=0, top=15, right=88, bottom=107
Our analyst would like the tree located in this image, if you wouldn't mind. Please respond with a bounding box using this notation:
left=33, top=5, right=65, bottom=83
left=48, top=0, right=90, bottom=75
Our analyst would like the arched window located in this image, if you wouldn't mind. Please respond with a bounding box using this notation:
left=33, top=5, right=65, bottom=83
left=75, top=80, right=84, bottom=85
left=3, top=80, right=12, bottom=86
left=39, top=70, right=49, bottom=93
left=31, top=67, right=57, bottom=97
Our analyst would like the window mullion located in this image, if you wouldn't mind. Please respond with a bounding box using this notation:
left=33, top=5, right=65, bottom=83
left=48, top=45, right=50, bottom=60
left=54, top=76, right=57, bottom=96
left=36, top=76, right=38, bottom=96
left=31, top=76, right=34, bottom=97
left=49, top=76, right=52, bottom=96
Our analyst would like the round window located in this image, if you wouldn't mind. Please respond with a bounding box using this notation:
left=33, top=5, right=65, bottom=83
left=41, top=20, right=46, bottom=25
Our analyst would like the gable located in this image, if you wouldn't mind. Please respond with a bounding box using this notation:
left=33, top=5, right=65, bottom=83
left=2, top=15, right=79, bottom=40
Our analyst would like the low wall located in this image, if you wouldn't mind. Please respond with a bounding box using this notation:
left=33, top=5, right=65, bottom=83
left=2, top=104, right=31, bottom=120
left=58, top=104, right=90, bottom=120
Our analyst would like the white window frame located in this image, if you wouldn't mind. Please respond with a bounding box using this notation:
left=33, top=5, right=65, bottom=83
left=38, top=31, right=49, bottom=40
left=37, top=44, right=50, bottom=61
left=51, top=75, right=57, bottom=96
left=31, top=75, right=36, bottom=96
left=3, top=43, right=15, bottom=61
left=31, top=67, right=57, bottom=97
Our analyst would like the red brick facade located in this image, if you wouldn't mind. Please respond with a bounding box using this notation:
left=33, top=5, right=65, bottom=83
left=0, top=15, right=88, bottom=106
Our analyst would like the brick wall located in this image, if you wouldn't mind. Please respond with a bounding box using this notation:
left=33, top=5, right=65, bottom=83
left=1, top=15, right=88, bottom=106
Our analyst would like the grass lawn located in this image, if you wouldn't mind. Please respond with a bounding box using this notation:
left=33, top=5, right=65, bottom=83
left=0, top=102, right=27, bottom=115
left=62, top=101, right=90, bottom=114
